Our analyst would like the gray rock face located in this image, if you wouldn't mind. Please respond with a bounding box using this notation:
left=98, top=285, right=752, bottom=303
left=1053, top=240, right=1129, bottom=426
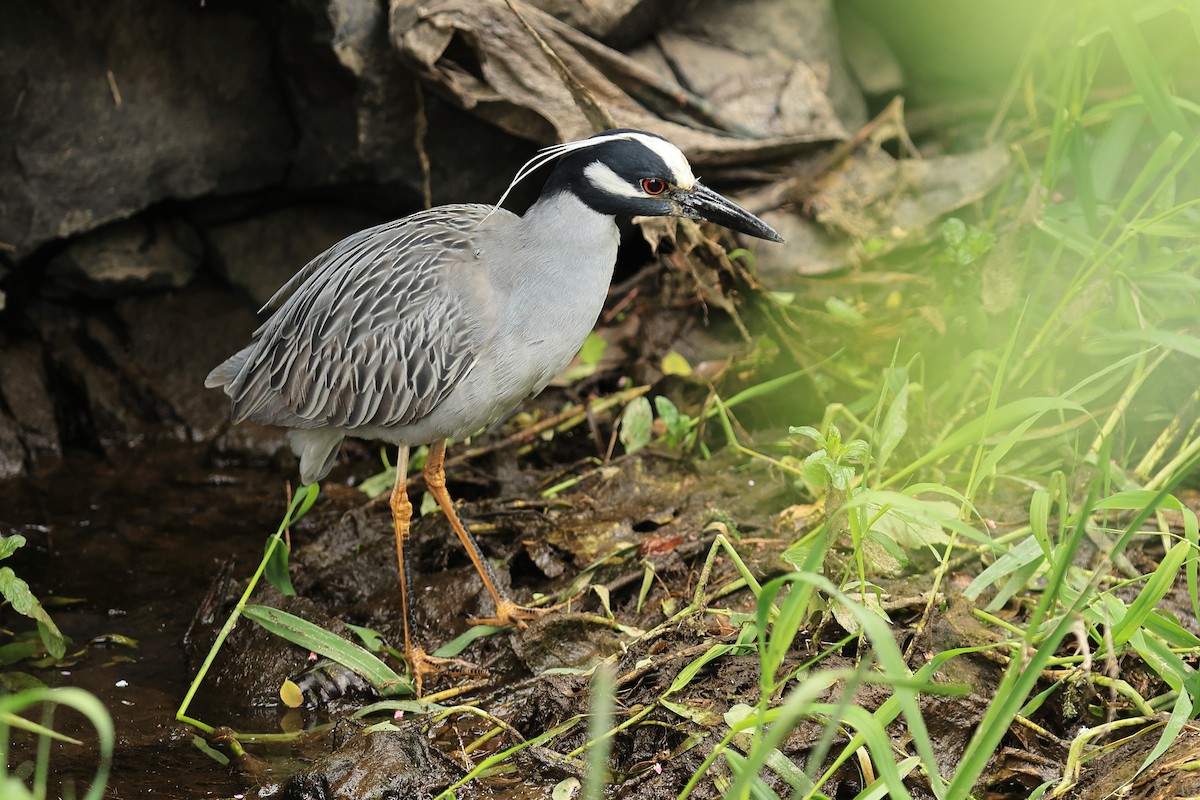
left=207, top=205, right=384, bottom=308
left=526, top=0, right=675, bottom=46
left=8, top=288, right=270, bottom=461
left=47, top=215, right=203, bottom=297
left=0, top=340, right=60, bottom=468
left=0, top=0, right=292, bottom=259
left=281, top=0, right=531, bottom=204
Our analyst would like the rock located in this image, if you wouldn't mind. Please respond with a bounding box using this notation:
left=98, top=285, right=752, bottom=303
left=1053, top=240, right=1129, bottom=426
left=281, top=0, right=531, bottom=204
left=392, top=0, right=843, bottom=162
left=0, top=0, right=291, bottom=259
left=751, top=143, right=1012, bottom=285
left=46, top=215, right=203, bottom=297
left=33, top=309, right=146, bottom=451
left=635, top=0, right=866, bottom=137
left=0, top=413, right=25, bottom=479
left=525, top=0, right=675, bottom=47
left=108, top=288, right=266, bottom=443
left=0, top=340, right=61, bottom=464
left=837, top=5, right=905, bottom=97
left=279, top=724, right=460, bottom=797
left=207, top=205, right=384, bottom=308
left=15, top=283, right=275, bottom=460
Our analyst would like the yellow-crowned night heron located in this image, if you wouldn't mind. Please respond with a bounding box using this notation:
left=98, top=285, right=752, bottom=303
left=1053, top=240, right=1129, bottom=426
left=207, top=129, right=782, bottom=686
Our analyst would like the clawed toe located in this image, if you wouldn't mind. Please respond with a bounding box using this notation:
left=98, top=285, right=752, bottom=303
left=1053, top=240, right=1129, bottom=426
left=468, top=597, right=574, bottom=630
left=406, top=647, right=486, bottom=696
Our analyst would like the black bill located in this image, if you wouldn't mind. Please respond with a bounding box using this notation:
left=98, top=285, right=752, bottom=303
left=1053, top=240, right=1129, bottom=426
left=674, top=181, right=784, bottom=243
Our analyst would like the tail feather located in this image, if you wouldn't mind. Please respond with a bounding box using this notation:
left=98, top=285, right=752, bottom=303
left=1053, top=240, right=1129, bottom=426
left=205, top=346, right=253, bottom=390
left=290, top=428, right=345, bottom=484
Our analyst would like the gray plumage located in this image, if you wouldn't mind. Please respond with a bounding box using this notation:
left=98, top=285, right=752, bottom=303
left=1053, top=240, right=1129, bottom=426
left=207, top=130, right=782, bottom=485
left=208, top=196, right=620, bottom=483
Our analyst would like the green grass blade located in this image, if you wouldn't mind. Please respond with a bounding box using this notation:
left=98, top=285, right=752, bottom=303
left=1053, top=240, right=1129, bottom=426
left=883, top=397, right=1087, bottom=487
left=0, top=711, right=82, bottom=745
left=0, top=688, right=113, bottom=800
left=242, top=605, right=411, bottom=695
left=583, top=666, right=614, bottom=800
left=430, top=625, right=505, bottom=658
left=1109, top=541, right=1190, bottom=646
left=1098, top=0, right=1190, bottom=137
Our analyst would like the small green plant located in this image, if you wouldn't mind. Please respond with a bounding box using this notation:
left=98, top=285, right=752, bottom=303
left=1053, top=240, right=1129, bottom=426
left=0, top=533, right=66, bottom=661
left=619, top=395, right=697, bottom=453
left=938, top=217, right=996, bottom=266
left=790, top=424, right=869, bottom=502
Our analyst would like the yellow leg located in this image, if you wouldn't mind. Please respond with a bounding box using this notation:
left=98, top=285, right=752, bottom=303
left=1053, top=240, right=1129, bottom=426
left=389, top=446, right=415, bottom=661
left=423, top=440, right=551, bottom=628
left=390, top=445, right=484, bottom=695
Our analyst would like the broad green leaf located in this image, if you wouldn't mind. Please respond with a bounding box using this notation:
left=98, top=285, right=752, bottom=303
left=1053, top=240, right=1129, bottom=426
left=863, top=530, right=908, bottom=574
left=789, top=425, right=822, bottom=443
left=345, top=623, right=388, bottom=652
left=263, top=537, right=295, bottom=597
left=0, top=533, right=26, bottom=561
left=0, top=641, right=39, bottom=666
left=654, top=396, right=691, bottom=445
left=579, top=332, right=607, bottom=365
left=284, top=483, right=321, bottom=527
left=0, top=567, right=66, bottom=659
left=0, top=565, right=37, bottom=615
left=842, top=490, right=993, bottom=549
left=619, top=396, right=653, bottom=453
left=661, top=350, right=692, bottom=376
left=869, top=503, right=953, bottom=550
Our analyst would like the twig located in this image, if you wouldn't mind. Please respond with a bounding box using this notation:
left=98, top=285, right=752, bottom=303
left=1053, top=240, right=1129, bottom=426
left=413, top=79, right=432, bottom=209
left=105, top=70, right=122, bottom=107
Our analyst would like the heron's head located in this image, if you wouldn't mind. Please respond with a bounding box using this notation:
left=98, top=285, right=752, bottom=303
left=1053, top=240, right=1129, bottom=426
left=503, top=129, right=784, bottom=243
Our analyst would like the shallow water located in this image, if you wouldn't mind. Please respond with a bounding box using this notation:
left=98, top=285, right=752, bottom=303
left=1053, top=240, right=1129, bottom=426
left=1, top=440, right=286, bottom=798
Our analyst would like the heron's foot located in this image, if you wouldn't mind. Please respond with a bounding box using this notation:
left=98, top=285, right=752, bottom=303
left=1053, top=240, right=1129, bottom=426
left=406, top=647, right=486, bottom=697
left=468, top=596, right=572, bottom=630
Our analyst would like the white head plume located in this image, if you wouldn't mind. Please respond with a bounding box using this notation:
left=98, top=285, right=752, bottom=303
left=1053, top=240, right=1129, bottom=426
left=485, top=131, right=695, bottom=220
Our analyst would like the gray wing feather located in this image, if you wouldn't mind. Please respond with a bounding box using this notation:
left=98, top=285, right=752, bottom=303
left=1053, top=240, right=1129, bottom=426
left=210, top=204, right=504, bottom=431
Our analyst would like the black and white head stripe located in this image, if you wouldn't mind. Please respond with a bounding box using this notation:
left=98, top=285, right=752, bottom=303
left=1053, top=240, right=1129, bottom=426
left=490, top=129, right=696, bottom=213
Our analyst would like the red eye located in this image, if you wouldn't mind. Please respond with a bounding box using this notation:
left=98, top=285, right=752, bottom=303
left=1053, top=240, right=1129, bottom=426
left=641, top=177, right=667, bottom=195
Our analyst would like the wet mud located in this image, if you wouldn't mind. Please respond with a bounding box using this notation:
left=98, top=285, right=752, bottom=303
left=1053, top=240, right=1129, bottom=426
left=4, top=430, right=1194, bottom=798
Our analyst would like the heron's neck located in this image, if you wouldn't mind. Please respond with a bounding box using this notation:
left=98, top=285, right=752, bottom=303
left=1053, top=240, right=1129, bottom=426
left=484, top=191, right=618, bottom=356
left=519, top=191, right=620, bottom=286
